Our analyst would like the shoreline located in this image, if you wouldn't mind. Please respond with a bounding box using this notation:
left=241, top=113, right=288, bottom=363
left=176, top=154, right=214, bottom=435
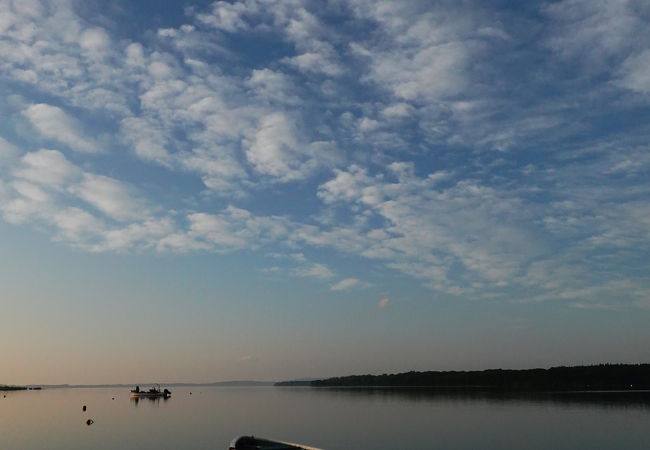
left=276, top=363, right=650, bottom=391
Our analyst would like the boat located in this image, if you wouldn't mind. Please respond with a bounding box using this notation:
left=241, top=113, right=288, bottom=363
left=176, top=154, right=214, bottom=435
left=228, top=435, right=322, bottom=450
left=129, top=385, right=171, bottom=398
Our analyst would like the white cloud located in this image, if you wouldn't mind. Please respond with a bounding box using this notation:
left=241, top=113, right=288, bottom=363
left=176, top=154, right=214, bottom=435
left=331, top=277, right=359, bottom=291
left=0, top=136, right=19, bottom=163
left=0, top=0, right=648, bottom=309
left=317, top=165, right=373, bottom=204
left=179, top=149, right=248, bottom=194
left=2, top=181, right=53, bottom=224
left=79, top=27, right=110, bottom=54
left=10, top=179, right=49, bottom=203
left=381, top=103, right=413, bottom=119
left=292, top=263, right=334, bottom=279
left=283, top=51, right=343, bottom=76
left=617, top=49, right=650, bottom=94
left=22, top=104, right=97, bottom=153
left=351, top=3, right=479, bottom=102
left=51, top=206, right=104, bottom=244
left=195, top=0, right=344, bottom=78
left=158, top=206, right=290, bottom=253
left=0, top=149, right=172, bottom=251
left=246, top=112, right=299, bottom=179
left=2, top=0, right=340, bottom=195
left=543, top=0, right=641, bottom=64
left=13, top=149, right=81, bottom=189
left=195, top=1, right=251, bottom=32
left=120, top=117, right=172, bottom=167
left=246, top=112, right=338, bottom=181
left=72, top=174, right=146, bottom=222
left=97, top=218, right=175, bottom=252
left=2, top=150, right=81, bottom=225
left=125, top=42, right=146, bottom=68
left=247, top=69, right=300, bottom=105
left=187, top=212, right=249, bottom=248
left=314, top=163, right=540, bottom=293
left=358, top=117, right=380, bottom=133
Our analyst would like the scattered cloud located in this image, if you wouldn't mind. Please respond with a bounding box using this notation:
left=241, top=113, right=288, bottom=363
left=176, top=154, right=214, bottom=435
left=0, top=136, right=18, bottom=163
left=72, top=174, right=146, bottom=222
left=13, top=149, right=81, bottom=188
left=0, top=148, right=169, bottom=251
left=79, top=27, right=111, bottom=54
left=292, top=263, right=334, bottom=280
left=617, top=49, right=650, bottom=94
left=331, top=277, right=360, bottom=291
left=283, top=51, right=343, bottom=77
left=0, top=0, right=648, bottom=305
left=22, top=104, right=98, bottom=153
left=245, top=112, right=338, bottom=182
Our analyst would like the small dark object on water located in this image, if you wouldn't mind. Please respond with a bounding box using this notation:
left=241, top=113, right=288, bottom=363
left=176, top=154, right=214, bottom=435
left=190, top=392, right=192, bottom=395
left=86, top=419, right=94, bottom=426
left=130, top=386, right=171, bottom=398
left=82, top=405, right=86, bottom=411
left=112, top=397, right=115, bottom=400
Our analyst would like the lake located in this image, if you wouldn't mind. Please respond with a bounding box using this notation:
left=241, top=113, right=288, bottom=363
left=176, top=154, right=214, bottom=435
left=1, top=387, right=649, bottom=449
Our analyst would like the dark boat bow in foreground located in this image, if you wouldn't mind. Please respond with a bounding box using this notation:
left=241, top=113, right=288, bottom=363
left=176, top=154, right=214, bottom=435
left=229, top=436, right=322, bottom=450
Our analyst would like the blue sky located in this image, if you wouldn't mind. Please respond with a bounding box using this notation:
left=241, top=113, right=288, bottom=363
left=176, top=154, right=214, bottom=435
left=1, top=0, right=649, bottom=384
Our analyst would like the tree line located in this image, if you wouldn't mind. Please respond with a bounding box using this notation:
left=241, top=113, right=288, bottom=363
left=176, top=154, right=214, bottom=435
left=276, top=364, right=650, bottom=390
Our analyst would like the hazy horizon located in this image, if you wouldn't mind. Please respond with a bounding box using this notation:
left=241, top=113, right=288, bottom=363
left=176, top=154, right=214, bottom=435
left=1, top=0, right=650, bottom=386
left=8, top=362, right=650, bottom=388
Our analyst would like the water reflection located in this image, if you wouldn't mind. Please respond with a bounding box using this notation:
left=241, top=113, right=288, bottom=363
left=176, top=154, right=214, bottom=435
left=298, top=387, right=650, bottom=410
left=3, top=387, right=650, bottom=450
left=130, top=396, right=171, bottom=407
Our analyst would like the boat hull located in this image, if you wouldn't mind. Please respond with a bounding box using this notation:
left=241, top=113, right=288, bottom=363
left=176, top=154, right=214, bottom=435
left=129, top=392, right=170, bottom=398
left=229, top=435, right=321, bottom=450
left=130, top=387, right=171, bottom=398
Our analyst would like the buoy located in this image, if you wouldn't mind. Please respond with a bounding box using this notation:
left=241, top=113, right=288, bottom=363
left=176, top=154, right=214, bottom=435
left=86, top=419, right=94, bottom=426
left=112, top=397, right=115, bottom=400
left=83, top=405, right=87, bottom=411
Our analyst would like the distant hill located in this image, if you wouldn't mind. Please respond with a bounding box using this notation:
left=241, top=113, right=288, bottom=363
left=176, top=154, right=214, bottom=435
left=205, top=380, right=274, bottom=387
left=37, top=380, right=275, bottom=389
left=276, top=364, right=650, bottom=390
left=274, top=379, right=315, bottom=386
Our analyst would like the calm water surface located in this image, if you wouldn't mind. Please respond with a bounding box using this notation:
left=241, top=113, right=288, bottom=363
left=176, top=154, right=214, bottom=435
left=1, top=387, right=649, bottom=449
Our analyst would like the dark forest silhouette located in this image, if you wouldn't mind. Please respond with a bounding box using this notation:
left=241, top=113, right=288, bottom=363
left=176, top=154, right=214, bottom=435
left=0, top=385, right=27, bottom=391
left=276, top=364, right=650, bottom=390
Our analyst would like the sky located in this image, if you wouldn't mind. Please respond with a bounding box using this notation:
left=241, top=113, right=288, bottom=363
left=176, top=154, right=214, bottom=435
left=1, top=0, right=649, bottom=385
